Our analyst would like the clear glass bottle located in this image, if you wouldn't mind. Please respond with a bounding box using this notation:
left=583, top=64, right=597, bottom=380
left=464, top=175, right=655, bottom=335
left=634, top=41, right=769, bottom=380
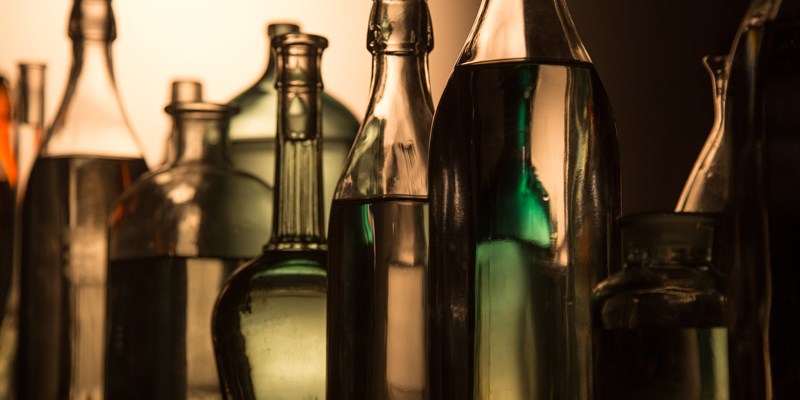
left=13, top=62, right=46, bottom=204
left=106, top=99, right=273, bottom=399
left=593, top=213, right=729, bottom=400
left=161, top=80, right=204, bottom=167
left=676, top=55, right=730, bottom=214
left=724, top=0, right=800, bottom=398
left=18, top=0, right=148, bottom=398
left=0, top=72, right=14, bottom=399
left=213, top=33, right=328, bottom=400
left=327, top=1, right=433, bottom=399
left=228, top=23, right=360, bottom=223
left=426, top=0, right=620, bottom=398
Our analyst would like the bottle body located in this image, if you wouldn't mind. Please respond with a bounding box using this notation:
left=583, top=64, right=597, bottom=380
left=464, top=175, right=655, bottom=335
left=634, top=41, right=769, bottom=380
left=20, top=156, right=147, bottom=399
left=428, top=59, right=618, bottom=399
left=725, top=1, right=800, bottom=397
left=213, top=250, right=328, bottom=399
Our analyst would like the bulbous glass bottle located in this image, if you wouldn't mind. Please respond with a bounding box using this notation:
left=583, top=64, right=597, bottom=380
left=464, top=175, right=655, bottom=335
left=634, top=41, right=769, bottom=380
left=426, top=0, right=620, bottom=398
left=213, top=33, right=329, bottom=400
left=228, top=23, right=359, bottom=224
left=327, top=0, right=433, bottom=399
left=17, top=0, right=148, bottom=398
left=105, top=99, right=272, bottom=399
left=593, top=213, right=729, bottom=400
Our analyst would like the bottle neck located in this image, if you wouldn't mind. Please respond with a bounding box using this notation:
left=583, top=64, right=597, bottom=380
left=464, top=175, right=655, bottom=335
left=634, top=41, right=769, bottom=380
left=171, top=111, right=233, bottom=167
left=267, top=33, right=328, bottom=251
left=268, top=86, right=326, bottom=250
left=366, top=53, right=433, bottom=124
left=460, top=0, right=589, bottom=65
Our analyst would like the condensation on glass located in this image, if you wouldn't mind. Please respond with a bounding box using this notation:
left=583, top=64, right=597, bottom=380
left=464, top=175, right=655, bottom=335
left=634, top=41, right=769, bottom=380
left=426, top=0, right=620, bottom=398
left=17, top=0, right=148, bottom=398
left=106, top=99, right=273, bottom=399
left=327, top=0, right=434, bottom=399
left=228, top=23, right=360, bottom=225
left=213, top=33, right=329, bottom=400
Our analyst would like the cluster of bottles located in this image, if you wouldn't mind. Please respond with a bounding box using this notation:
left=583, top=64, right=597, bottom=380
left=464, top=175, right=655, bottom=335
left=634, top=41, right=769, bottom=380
left=0, top=0, right=798, bottom=399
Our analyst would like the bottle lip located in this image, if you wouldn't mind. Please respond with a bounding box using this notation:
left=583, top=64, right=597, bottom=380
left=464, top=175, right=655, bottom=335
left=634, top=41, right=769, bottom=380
left=165, top=102, right=239, bottom=117
left=17, top=62, right=47, bottom=70
left=620, top=212, right=716, bottom=267
left=267, top=22, right=301, bottom=39
left=367, top=0, right=434, bottom=55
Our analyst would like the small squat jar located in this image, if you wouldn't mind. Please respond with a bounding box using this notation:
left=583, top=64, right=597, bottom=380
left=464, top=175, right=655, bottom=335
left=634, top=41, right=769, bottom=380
left=593, top=213, right=729, bottom=400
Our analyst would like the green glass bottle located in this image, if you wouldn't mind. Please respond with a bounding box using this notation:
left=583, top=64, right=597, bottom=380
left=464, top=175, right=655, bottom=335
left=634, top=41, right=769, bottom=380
left=427, top=0, right=620, bottom=398
left=228, top=23, right=359, bottom=225
left=213, top=32, right=328, bottom=400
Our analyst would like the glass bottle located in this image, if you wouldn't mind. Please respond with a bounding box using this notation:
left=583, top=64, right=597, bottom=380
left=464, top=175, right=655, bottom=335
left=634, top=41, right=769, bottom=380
left=0, top=72, right=14, bottom=325
left=17, top=0, right=148, bottom=398
left=676, top=55, right=730, bottom=214
left=327, top=0, right=433, bottom=399
left=161, top=80, right=204, bottom=166
left=14, top=63, right=46, bottom=203
left=106, top=99, right=272, bottom=399
left=724, top=0, right=800, bottom=398
left=593, top=213, right=729, bottom=400
left=426, top=0, right=620, bottom=398
left=213, top=32, right=328, bottom=400
left=0, top=72, right=14, bottom=398
left=228, top=23, right=360, bottom=223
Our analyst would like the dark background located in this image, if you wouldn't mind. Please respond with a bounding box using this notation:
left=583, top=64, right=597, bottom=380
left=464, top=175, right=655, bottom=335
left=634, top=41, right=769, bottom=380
left=568, top=0, right=752, bottom=213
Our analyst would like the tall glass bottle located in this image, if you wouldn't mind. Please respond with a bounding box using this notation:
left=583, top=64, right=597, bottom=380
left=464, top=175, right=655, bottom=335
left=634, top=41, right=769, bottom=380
left=426, top=0, right=620, bottom=398
left=593, top=213, right=729, bottom=400
left=18, top=0, right=148, bottom=398
left=724, top=0, right=800, bottom=397
left=213, top=33, right=328, bottom=400
left=327, top=0, right=433, bottom=398
left=676, top=55, right=730, bottom=213
left=14, top=63, right=46, bottom=203
left=228, top=23, right=359, bottom=223
left=161, top=80, right=204, bottom=166
left=106, top=99, right=272, bottom=399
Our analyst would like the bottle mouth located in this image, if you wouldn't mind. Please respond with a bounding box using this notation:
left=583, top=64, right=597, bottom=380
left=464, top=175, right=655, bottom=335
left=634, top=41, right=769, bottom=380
left=68, top=0, right=117, bottom=42
left=367, top=0, right=434, bottom=55
left=272, top=33, right=328, bottom=89
left=620, top=212, right=716, bottom=267
left=268, top=23, right=301, bottom=39
left=166, top=102, right=239, bottom=118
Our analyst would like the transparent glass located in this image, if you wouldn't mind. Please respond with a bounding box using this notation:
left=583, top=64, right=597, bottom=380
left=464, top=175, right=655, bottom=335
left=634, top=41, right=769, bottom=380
left=427, top=0, right=620, bottom=398
left=14, top=63, right=46, bottom=203
left=213, top=33, right=329, bottom=400
left=676, top=55, right=730, bottom=213
left=17, top=1, right=148, bottom=398
left=106, top=101, right=272, bottom=399
left=0, top=73, right=14, bottom=399
left=593, top=213, right=729, bottom=400
left=161, top=80, right=204, bottom=166
left=228, top=23, right=360, bottom=225
left=724, top=0, right=800, bottom=398
left=327, top=1, right=433, bottom=399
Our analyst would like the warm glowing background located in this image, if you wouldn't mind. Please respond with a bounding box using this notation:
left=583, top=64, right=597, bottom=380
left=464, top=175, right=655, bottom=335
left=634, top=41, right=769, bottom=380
left=0, top=0, right=481, bottom=165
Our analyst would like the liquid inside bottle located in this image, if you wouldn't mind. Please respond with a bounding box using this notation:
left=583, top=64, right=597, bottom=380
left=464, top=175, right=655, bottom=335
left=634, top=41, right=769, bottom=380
left=20, top=156, right=147, bottom=399
left=428, top=58, right=618, bottom=399
left=106, top=257, right=243, bottom=399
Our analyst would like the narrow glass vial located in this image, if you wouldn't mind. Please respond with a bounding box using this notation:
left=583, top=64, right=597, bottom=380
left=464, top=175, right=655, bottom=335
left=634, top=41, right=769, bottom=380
left=14, top=63, right=46, bottom=203
left=327, top=1, right=433, bottom=399
left=427, top=0, right=620, bottom=398
left=676, top=55, right=730, bottom=213
left=106, top=101, right=272, bottom=399
left=161, top=80, right=204, bottom=166
left=228, top=23, right=360, bottom=224
left=724, top=0, right=800, bottom=398
left=18, top=0, right=148, bottom=398
left=213, top=33, right=328, bottom=400
left=593, top=213, right=729, bottom=400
